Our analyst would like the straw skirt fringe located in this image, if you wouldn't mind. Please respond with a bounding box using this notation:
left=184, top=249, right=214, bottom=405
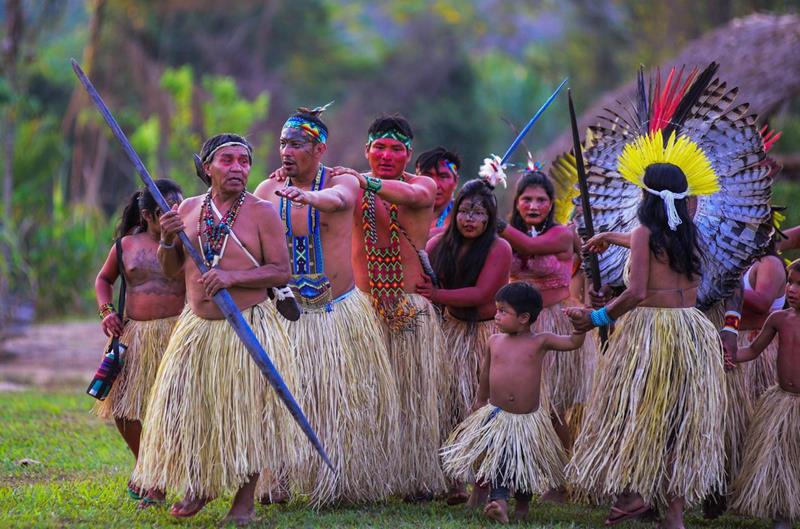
left=721, top=368, right=753, bottom=482
left=739, top=330, right=778, bottom=401
left=382, top=293, right=446, bottom=495
left=535, top=300, right=597, bottom=414
left=731, top=386, right=800, bottom=521
left=441, top=404, right=566, bottom=494
left=704, top=303, right=754, bottom=483
left=93, top=316, right=177, bottom=421
left=133, top=301, right=296, bottom=499
left=440, top=314, right=495, bottom=439
left=258, top=289, right=401, bottom=506
left=567, top=306, right=726, bottom=508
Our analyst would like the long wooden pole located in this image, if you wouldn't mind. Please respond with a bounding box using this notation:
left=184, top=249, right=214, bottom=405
left=567, top=89, right=608, bottom=347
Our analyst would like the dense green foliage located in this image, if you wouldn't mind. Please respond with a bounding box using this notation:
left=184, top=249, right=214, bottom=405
left=0, top=390, right=775, bottom=528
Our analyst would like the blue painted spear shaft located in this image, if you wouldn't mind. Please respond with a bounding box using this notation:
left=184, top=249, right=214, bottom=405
left=70, top=59, right=334, bottom=472
left=500, top=77, right=569, bottom=165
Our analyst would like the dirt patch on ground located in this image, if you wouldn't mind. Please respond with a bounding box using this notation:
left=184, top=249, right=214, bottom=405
left=0, top=322, right=106, bottom=391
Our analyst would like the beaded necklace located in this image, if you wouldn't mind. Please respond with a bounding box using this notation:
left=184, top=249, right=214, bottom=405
left=280, top=165, right=333, bottom=312
left=362, top=174, right=422, bottom=331
left=197, top=190, right=246, bottom=268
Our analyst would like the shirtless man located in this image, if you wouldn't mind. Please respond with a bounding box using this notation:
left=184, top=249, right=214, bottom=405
left=254, top=109, right=399, bottom=506
left=332, top=113, right=446, bottom=498
left=415, top=147, right=461, bottom=239
left=133, top=134, right=296, bottom=526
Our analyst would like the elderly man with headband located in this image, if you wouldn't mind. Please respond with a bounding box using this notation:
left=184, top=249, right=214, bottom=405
left=133, top=133, right=297, bottom=526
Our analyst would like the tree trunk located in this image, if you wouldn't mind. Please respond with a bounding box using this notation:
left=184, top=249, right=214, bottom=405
left=63, top=0, right=107, bottom=207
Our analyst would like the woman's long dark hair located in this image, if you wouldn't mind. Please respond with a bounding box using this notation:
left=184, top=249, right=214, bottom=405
left=509, top=171, right=557, bottom=234
left=637, top=163, right=701, bottom=280
left=430, top=179, right=498, bottom=318
left=116, top=179, right=183, bottom=238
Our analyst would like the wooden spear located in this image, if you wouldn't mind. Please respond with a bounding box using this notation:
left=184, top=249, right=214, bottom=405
left=567, top=89, right=608, bottom=347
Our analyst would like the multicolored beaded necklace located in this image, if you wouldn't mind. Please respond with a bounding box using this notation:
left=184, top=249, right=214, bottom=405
left=362, top=174, right=422, bottom=332
left=435, top=199, right=454, bottom=228
left=197, top=190, right=246, bottom=268
left=280, top=165, right=333, bottom=312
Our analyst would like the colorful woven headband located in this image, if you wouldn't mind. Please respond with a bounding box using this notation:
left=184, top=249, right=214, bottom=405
left=367, top=130, right=412, bottom=149
left=444, top=160, right=458, bottom=174
left=202, top=141, right=252, bottom=164
left=282, top=116, right=328, bottom=144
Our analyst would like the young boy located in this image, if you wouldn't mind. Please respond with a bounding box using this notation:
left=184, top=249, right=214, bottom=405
left=730, top=259, right=800, bottom=529
left=440, top=281, right=586, bottom=523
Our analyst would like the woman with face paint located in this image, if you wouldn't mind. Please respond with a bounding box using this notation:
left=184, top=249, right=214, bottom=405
left=496, top=170, right=597, bottom=498
left=417, top=179, right=512, bottom=506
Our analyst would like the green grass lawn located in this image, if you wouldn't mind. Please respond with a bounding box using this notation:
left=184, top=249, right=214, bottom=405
left=0, top=391, right=777, bottom=529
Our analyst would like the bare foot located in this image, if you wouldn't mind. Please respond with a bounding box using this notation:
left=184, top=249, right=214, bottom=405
left=170, top=495, right=211, bottom=518
left=484, top=500, right=509, bottom=524
left=137, top=489, right=165, bottom=510
left=540, top=487, right=568, bottom=504
left=222, top=507, right=256, bottom=527
left=467, top=483, right=489, bottom=509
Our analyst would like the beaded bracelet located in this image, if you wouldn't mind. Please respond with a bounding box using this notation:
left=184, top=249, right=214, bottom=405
left=590, top=306, right=615, bottom=327
left=721, top=310, right=741, bottom=336
left=364, top=175, right=383, bottom=193
left=99, top=303, right=116, bottom=319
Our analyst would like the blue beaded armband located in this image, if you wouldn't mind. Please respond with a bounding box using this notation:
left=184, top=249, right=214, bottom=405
left=590, top=307, right=615, bottom=327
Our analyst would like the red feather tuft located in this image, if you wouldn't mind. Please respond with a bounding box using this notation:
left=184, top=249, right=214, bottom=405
left=649, top=66, right=699, bottom=132
left=759, top=124, right=782, bottom=153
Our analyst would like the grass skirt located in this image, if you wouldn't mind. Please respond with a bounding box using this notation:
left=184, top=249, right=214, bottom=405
left=731, top=386, right=800, bottom=521
left=93, top=316, right=177, bottom=421
left=535, top=300, right=597, bottom=415
left=440, top=313, right=495, bottom=441
left=441, top=404, right=566, bottom=494
left=703, top=303, right=754, bottom=484
left=382, top=293, right=446, bottom=495
left=257, top=289, right=401, bottom=506
left=132, top=301, right=297, bottom=499
left=720, top=367, right=753, bottom=483
left=739, top=329, right=779, bottom=401
left=567, top=306, right=726, bottom=508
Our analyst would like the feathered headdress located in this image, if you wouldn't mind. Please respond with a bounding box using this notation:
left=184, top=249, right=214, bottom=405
left=573, top=62, right=778, bottom=309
